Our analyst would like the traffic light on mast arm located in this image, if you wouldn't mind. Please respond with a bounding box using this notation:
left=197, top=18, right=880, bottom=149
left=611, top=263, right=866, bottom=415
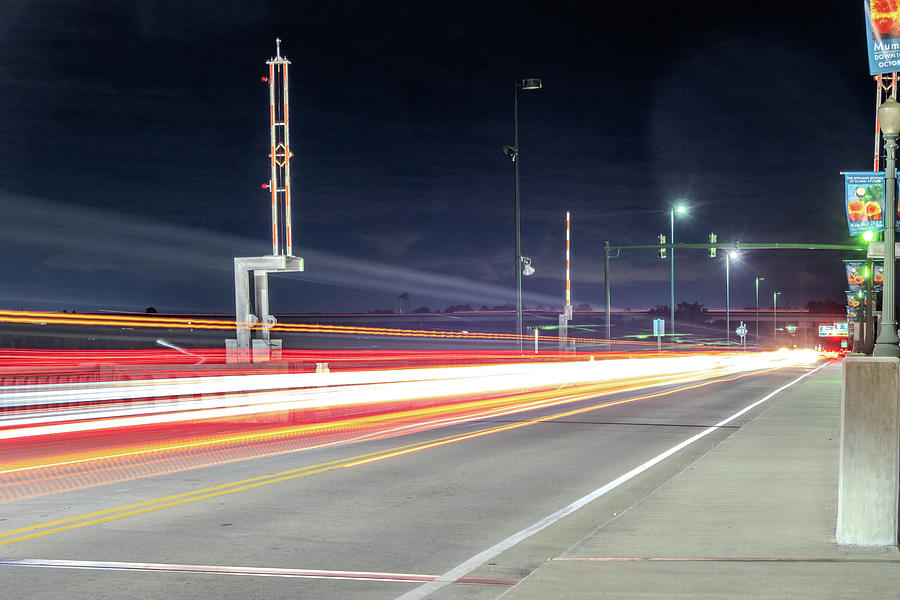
left=658, top=234, right=666, bottom=259
left=708, top=233, right=717, bottom=258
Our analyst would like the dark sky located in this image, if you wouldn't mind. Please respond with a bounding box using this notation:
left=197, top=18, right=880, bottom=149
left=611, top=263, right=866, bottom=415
left=0, top=1, right=875, bottom=315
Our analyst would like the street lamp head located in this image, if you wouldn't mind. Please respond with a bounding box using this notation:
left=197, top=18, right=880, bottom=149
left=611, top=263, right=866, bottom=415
left=519, top=78, right=542, bottom=90
left=675, top=204, right=687, bottom=214
left=729, top=249, right=739, bottom=259
left=521, top=256, right=535, bottom=276
left=757, top=276, right=765, bottom=282
left=879, top=96, right=900, bottom=136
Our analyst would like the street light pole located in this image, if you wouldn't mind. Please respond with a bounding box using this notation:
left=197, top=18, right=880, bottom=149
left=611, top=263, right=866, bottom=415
left=874, top=96, right=900, bottom=357
left=773, top=291, right=781, bottom=346
left=726, top=252, right=731, bottom=345
left=670, top=204, right=686, bottom=340
left=755, top=276, right=765, bottom=343
left=509, top=78, right=542, bottom=353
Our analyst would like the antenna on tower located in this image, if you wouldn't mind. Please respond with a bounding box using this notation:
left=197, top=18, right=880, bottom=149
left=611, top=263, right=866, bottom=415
left=265, top=37, right=293, bottom=256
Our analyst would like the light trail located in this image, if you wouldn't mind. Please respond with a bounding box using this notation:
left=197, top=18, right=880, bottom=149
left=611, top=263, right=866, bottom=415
left=0, top=351, right=818, bottom=437
left=0, top=351, right=819, bottom=500
left=0, top=308, right=706, bottom=349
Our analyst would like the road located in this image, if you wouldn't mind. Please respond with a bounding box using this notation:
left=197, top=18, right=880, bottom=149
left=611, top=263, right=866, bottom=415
left=0, top=359, right=820, bottom=599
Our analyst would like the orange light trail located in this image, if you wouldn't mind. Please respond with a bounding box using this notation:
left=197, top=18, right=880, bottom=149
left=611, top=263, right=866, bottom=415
left=0, top=308, right=704, bottom=348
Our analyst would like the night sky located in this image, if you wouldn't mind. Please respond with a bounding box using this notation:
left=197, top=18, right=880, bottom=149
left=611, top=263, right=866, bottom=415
left=0, top=1, right=876, bottom=315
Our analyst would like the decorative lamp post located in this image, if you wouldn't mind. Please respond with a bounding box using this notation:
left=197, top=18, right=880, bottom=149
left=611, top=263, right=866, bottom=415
left=506, top=78, right=542, bottom=353
left=755, top=276, right=765, bottom=343
left=874, top=96, right=900, bottom=357
left=670, top=204, right=687, bottom=339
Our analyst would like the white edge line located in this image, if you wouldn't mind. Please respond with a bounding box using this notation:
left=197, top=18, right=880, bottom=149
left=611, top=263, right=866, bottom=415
left=0, top=558, right=437, bottom=583
left=392, top=362, right=829, bottom=600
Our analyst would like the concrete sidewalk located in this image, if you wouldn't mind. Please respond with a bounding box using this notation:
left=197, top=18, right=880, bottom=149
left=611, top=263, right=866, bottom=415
left=498, top=361, right=900, bottom=599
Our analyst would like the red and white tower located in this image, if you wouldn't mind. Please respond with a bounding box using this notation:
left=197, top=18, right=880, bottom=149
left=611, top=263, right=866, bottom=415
left=265, top=38, right=294, bottom=256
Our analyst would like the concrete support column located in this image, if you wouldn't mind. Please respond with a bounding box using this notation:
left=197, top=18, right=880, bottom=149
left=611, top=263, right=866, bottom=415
left=254, top=271, right=270, bottom=344
left=234, top=258, right=252, bottom=352
left=837, top=357, right=900, bottom=546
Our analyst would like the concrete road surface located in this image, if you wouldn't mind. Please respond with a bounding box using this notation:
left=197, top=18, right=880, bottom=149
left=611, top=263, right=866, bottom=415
left=0, top=363, right=856, bottom=599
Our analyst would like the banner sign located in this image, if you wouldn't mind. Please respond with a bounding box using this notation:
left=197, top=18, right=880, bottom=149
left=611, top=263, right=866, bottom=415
left=864, top=2, right=900, bottom=75
left=847, top=292, right=861, bottom=320
left=845, top=172, right=885, bottom=235
left=845, top=259, right=884, bottom=292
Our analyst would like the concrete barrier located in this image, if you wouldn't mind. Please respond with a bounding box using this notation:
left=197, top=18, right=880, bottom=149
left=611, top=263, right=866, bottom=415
left=837, top=356, right=900, bottom=546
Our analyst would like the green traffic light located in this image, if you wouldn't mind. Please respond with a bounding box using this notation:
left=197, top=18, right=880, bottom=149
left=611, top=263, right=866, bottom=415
left=862, top=230, right=875, bottom=242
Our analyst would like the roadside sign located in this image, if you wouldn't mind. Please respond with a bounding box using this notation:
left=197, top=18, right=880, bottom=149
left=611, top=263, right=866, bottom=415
left=652, top=319, right=664, bottom=351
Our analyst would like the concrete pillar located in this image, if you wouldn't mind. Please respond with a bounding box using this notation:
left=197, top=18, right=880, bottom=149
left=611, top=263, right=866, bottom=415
left=254, top=271, right=270, bottom=344
left=836, top=356, right=900, bottom=546
left=233, top=259, right=251, bottom=352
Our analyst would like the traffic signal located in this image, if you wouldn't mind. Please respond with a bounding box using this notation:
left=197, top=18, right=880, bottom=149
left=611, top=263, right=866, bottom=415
left=657, top=234, right=666, bottom=259
left=708, top=233, right=717, bottom=258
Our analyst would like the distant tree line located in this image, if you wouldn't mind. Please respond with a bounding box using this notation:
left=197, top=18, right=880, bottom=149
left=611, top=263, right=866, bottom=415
left=648, top=302, right=709, bottom=323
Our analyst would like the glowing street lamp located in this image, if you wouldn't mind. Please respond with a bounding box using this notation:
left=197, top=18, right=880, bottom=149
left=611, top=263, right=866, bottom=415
left=874, top=96, right=900, bottom=357
left=670, top=204, right=687, bottom=339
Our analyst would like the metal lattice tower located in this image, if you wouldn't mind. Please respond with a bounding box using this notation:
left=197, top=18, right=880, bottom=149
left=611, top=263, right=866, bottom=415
left=265, top=38, right=293, bottom=256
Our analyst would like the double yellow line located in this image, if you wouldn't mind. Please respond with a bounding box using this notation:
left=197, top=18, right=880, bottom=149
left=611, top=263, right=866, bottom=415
left=0, top=366, right=781, bottom=547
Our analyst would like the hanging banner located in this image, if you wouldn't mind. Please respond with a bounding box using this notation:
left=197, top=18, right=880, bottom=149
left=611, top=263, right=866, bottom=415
left=846, top=293, right=876, bottom=320
left=864, top=2, right=900, bottom=75
left=845, top=259, right=884, bottom=292
left=847, top=292, right=861, bottom=318
left=844, top=172, right=885, bottom=235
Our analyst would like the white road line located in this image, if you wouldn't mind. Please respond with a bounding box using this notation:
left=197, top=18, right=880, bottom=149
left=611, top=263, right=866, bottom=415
left=0, top=558, right=516, bottom=586
left=393, top=362, right=829, bottom=600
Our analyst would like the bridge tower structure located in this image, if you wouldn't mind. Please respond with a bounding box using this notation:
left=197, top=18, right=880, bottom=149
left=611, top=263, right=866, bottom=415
left=228, top=39, right=304, bottom=362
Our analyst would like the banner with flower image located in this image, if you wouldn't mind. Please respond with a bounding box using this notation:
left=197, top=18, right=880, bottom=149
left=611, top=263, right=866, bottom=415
left=847, top=291, right=861, bottom=320
left=845, top=259, right=884, bottom=292
left=845, top=172, right=885, bottom=236
left=865, top=1, right=900, bottom=75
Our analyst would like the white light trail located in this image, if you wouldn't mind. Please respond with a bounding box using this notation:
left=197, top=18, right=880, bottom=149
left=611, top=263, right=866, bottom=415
left=0, top=350, right=819, bottom=441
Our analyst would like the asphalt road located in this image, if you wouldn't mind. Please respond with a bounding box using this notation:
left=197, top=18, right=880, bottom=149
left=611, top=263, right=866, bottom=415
left=0, top=364, right=817, bottom=600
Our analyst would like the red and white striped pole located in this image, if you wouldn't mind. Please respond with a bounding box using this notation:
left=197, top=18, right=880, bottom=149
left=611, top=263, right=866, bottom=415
left=565, top=211, right=571, bottom=309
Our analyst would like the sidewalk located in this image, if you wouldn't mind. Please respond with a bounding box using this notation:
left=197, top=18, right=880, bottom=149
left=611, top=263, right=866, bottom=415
left=499, top=361, right=900, bottom=599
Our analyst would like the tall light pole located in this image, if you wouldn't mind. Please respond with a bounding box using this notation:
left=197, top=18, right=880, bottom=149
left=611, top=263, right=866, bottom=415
left=755, top=276, right=765, bottom=343
left=773, top=291, right=782, bottom=346
left=726, top=249, right=738, bottom=344
left=670, top=204, right=687, bottom=339
left=874, top=96, right=900, bottom=357
left=505, top=78, right=542, bottom=353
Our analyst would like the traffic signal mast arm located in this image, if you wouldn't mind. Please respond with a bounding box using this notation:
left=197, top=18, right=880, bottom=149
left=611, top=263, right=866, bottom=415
left=615, top=242, right=867, bottom=252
